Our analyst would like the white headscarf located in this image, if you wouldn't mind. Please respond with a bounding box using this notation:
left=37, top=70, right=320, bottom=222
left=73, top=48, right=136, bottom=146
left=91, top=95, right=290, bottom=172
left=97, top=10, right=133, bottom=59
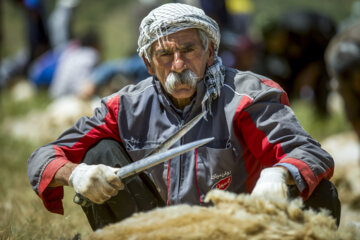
left=137, top=3, right=225, bottom=116
left=137, top=3, right=220, bottom=61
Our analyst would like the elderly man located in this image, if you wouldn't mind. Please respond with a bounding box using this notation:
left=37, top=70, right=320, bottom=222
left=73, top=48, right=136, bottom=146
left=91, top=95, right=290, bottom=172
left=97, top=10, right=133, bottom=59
left=28, top=3, right=340, bottom=230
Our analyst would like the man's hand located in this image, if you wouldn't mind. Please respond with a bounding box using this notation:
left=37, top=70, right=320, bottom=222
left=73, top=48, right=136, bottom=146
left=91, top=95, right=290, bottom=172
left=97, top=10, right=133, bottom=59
left=69, top=163, right=124, bottom=204
left=251, top=167, right=292, bottom=200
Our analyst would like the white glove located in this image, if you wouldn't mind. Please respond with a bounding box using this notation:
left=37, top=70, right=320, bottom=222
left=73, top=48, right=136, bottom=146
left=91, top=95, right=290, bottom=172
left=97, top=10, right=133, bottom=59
left=251, top=167, right=290, bottom=199
left=69, top=163, right=124, bottom=204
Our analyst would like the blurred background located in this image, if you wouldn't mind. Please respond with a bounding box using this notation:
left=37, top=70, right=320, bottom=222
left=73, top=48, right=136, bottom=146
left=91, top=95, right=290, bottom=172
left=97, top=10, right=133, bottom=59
left=1, top=0, right=360, bottom=239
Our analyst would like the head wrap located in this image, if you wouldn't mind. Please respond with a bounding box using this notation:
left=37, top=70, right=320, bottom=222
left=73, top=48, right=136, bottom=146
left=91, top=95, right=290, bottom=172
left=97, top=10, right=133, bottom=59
left=137, top=3, right=225, bottom=117
left=137, top=3, right=220, bottom=61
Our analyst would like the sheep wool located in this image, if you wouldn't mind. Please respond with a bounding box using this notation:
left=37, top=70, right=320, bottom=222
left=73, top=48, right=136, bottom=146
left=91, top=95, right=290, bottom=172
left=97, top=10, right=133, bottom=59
left=87, top=190, right=359, bottom=240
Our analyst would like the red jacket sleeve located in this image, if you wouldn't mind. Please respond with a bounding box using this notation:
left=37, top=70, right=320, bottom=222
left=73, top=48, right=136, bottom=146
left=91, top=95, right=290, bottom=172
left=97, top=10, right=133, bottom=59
left=28, top=94, right=122, bottom=214
left=232, top=79, right=334, bottom=199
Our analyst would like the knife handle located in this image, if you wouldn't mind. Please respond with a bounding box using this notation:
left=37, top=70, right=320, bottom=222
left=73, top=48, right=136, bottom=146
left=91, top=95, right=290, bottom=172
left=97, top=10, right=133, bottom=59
left=73, top=176, right=132, bottom=207
left=73, top=193, right=92, bottom=207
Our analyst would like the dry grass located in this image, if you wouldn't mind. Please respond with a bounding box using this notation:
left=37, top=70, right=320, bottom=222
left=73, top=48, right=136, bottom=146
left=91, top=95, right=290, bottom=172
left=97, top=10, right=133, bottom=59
left=1, top=0, right=359, bottom=239
left=0, top=88, right=93, bottom=239
left=0, top=184, right=92, bottom=239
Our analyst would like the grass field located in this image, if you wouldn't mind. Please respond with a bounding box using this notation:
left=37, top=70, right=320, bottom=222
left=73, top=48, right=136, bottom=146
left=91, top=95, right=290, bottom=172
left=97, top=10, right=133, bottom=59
left=0, top=0, right=357, bottom=239
left=0, top=85, right=352, bottom=240
left=0, top=88, right=93, bottom=239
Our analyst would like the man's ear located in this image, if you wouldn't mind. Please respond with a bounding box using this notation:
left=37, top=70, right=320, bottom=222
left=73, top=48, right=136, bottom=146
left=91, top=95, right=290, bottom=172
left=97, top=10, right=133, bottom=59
left=142, top=56, right=155, bottom=75
left=206, top=42, right=215, bottom=67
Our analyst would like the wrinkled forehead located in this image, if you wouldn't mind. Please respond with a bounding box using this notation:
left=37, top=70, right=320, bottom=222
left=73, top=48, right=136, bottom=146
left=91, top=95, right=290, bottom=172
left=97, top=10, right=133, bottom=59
left=151, top=28, right=201, bottom=49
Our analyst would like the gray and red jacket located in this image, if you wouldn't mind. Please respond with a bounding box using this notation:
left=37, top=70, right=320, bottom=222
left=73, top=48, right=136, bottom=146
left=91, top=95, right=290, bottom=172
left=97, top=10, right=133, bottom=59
left=27, top=67, right=334, bottom=214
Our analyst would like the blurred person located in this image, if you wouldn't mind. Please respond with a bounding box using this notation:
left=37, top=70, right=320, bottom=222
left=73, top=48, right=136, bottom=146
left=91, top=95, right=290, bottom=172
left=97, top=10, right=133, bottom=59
left=323, top=22, right=360, bottom=219
left=48, top=30, right=101, bottom=99
left=28, top=3, right=340, bottom=231
left=0, top=0, right=50, bottom=88
left=26, top=0, right=80, bottom=90
left=27, top=45, right=62, bottom=89
left=189, top=0, right=253, bottom=35
left=47, top=0, right=80, bottom=49
left=254, top=10, right=337, bottom=115
left=1, top=0, right=79, bottom=89
left=19, top=0, right=51, bottom=71
left=200, top=0, right=256, bottom=70
left=30, top=0, right=151, bottom=97
left=219, top=0, right=256, bottom=71
left=176, top=0, right=257, bottom=70
left=0, top=50, right=29, bottom=88
left=80, top=54, right=150, bottom=99
left=325, top=21, right=360, bottom=143
left=223, top=0, right=254, bottom=35
left=27, top=29, right=101, bottom=97
left=79, top=0, right=158, bottom=99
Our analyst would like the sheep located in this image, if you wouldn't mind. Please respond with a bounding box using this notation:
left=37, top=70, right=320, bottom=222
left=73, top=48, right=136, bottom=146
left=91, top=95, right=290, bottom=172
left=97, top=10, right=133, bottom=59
left=86, top=190, right=359, bottom=240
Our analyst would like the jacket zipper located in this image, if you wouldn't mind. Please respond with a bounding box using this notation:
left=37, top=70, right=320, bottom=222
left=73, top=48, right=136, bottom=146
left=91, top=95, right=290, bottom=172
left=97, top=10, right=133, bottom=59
left=177, top=119, right=185, bottom=203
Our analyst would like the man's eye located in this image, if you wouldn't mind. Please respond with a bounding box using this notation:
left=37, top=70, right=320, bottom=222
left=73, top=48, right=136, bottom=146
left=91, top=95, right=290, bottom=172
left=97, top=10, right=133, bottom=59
left=159, top=52, right=172, bottom=57
left=183, top=47, right=194, bottom=53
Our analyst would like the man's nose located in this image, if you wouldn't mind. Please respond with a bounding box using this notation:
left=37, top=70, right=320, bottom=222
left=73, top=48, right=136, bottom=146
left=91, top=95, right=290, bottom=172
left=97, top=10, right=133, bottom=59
left=171, top=51, right=186, bottom=73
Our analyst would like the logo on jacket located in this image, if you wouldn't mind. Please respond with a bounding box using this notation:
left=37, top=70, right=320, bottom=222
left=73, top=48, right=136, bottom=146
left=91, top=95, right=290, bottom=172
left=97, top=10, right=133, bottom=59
left=211, top=170, right=231, bottom=180
left=212, top=175, right=232, bottom=190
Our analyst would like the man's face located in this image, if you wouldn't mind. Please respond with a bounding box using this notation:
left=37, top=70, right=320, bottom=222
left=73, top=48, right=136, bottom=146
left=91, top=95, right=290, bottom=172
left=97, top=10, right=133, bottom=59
left=144, top=29, right=214, bottom=108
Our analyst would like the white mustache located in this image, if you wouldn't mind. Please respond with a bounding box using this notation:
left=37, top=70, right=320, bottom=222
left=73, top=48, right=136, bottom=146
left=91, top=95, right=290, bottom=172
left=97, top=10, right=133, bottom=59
left=165, top=70, right=198, bottom=94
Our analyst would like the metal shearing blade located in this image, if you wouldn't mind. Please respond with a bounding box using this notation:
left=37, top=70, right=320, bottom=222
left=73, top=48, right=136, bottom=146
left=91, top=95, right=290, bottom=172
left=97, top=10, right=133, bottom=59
left=146, top=111, right=206, bottom=156
left=117, top=137, right=214, bottom=179
left=74, top=137, right=213, bottom=207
